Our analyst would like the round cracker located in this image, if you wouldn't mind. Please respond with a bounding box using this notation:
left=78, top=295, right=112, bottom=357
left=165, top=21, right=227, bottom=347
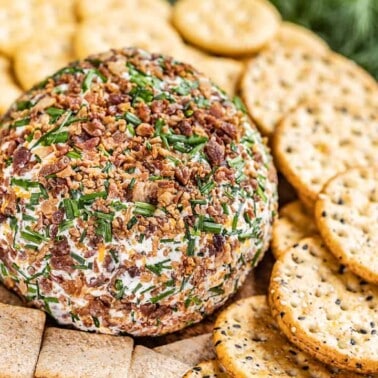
left=271, top=200, right=317, bottom=259
left=183, top=360, right=229, bottom=378
left=273, top=100, right=378, bottom=208
left=0, top=0, right=76, bottom=57
left=213, top=295, right=340, bottom=377
left=241, top=46, right=378, bottom=136
left=0, top=56, right=21, bottom=114
left=315, top=166, right=378, bottom=284
left=276, top=22, right=329, bottom=53
left=14, top=27, right=75, bottom=90
left=74, top=15, right=183, bottom=59
left=172, top=0, right=281, bottom=56
left=269, top=236, right=378, bottom=374
left=76, top=0, right=171, bottom=21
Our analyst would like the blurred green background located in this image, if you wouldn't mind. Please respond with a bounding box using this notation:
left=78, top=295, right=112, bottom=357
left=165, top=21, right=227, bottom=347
left=169, top=0, right=378, bottom=79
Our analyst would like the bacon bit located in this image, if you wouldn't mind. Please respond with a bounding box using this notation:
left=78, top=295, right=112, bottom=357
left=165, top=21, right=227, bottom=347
left=39, top=156, right=70, bottom=177
left=204, top=137, right=225, bottom=166
left=12, top=147, right=31, bottom=173
left=73, top=136, right=100, bottom=150
left=132, top=182, right=157, bottom=203
left=136, top=123, right=154, bottom=137
left=40, top=199, right=59, bottom=216
left=175, top=166, right=190, bottom=186
left=82, top=119, right=105, bottom=137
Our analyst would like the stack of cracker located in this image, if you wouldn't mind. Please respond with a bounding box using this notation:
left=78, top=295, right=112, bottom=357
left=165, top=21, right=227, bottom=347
left=0, top=0, right=377, bottom=376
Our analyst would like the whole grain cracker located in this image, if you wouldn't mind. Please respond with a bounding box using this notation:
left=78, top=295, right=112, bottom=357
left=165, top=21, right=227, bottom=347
left=271, top=200, right=317, bottom=258
left=183, top=360, right=229, bottom=378
left=241, top=46, right=378, bottom=136
left=276, top=22, right=329, bottom=52
left=213, top=295, right=339, bottom=377
left=74, top=15, right=183, bottom=59
left=269, top=236, right=378, bottom=374
left=35, top=327, right=134, bottom=378
left=0, top=303, right=45, bottom=378
left=315, top=166, right=378, bottom=284
left=0, top=56, right=21, bottom=114
left=273, top=100, right=378, bottom=208
left=0, top=283, right=23, bottom=306
left=14, top=26, right=75, bottom=90
left=130, top=345, right=190, bottom=378
left=76, top=0, right=171, bottom=21
left=154, top=333, right=215, bottom=366
left=172, top=0, right=281, bottom=56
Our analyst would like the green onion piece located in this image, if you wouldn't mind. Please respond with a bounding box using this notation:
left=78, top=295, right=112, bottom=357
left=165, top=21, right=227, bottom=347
left=92, top=316, right=100, bottom=327
left=221, top=203, right=230, bottom=215
left=16, top=100, right=33, bottom=111
left=22, top=214, right=38, bottom=222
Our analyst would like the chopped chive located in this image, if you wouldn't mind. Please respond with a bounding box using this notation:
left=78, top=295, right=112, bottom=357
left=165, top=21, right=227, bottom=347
left=150, top=288, right=175, bottom=304
left=128, top=178, right=136, bottom=191
left=199, top=180, right=215, bottom=195
left=71, top=252, right=86, bottom=265
left=20, top=230, right=46, bottom=244
left=149, top=175, right=163, bottom=181
left=134, top=201, right=155, bottom=217
left=59, top=219, right=74, bottom=232
left=127, top=216, right=138, bottom=230
left=132, top=282, right=142, bottom=294
left=79, top=191, right=107, bottom=206
left=209, top=284, right=224, bottom=296
left=160, top=238, right=174, bottom=243
left=187, top=238, right=195, bottom=256
left=16, top=100, right=33, bottom=111
left=109, top=249, right=119, bottom=264
left=202, top=221, right=222, bottom=234
left=232, top=95, right=247, bottom=114
left=96, top=219, right=112, bottom=243
left=154, top=119, right=165, bottom=136
left=10, top=117, right=30, bottom=128
left=92, top=316, right=100, bottom=327
left=238, top=232, right=254, bottom=241
left=190, top=199, right=207, bottom=206
left=189, top=142, right=206, bottom=157
left=82, top=69, right=106, bottom=92
left=79, top=229, right=87, bottom=243
left=140, top=285, right=156, bottom=295
left=11, top=178, right=40, bottom=189
left=22, top=213, right=38, bottom=222
left=63, top=199, right=80, bottom=219
left=66, top=149, right=82, bottom=159
left=256, top=185, right=267, bottom=202
left=166, top=155, right=180, bottom=166
left=94, top=211, right=114, bottom=221
left=146, top=259, right=171, bottom=276
left=221, top=203, right=230, bottom=215
left=124, top=112, right=142, bottom=126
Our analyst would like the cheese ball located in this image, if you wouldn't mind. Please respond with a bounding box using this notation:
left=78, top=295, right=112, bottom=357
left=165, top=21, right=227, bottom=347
left=0, top=48, right=277, bottom=336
